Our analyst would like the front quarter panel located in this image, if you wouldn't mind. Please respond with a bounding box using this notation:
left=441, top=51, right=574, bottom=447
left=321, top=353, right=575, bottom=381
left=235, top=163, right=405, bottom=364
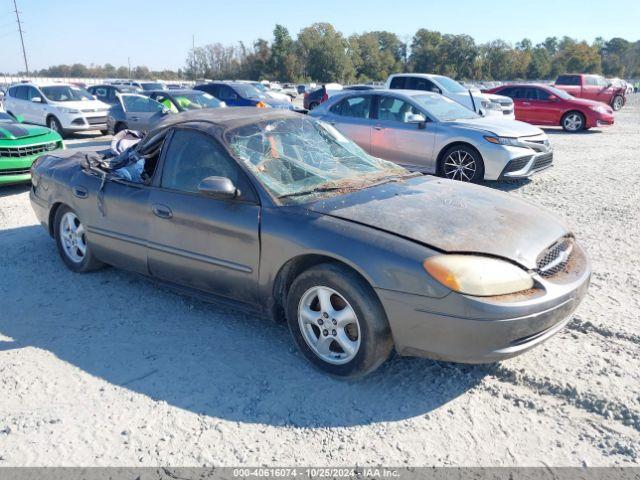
left=258, top=206, right=452, bottom=308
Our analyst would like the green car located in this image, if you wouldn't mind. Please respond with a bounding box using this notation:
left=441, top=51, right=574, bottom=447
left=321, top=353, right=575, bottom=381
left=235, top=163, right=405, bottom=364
left=0, top=112, right=64, bottom=185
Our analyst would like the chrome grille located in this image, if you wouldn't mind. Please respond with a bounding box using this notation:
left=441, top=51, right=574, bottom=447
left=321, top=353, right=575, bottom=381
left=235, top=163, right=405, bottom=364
left=87, top=116, right=108, bottom=125
left=0, top=142, right=57, bottom=158
left=537, top=237, right=573, bottom=277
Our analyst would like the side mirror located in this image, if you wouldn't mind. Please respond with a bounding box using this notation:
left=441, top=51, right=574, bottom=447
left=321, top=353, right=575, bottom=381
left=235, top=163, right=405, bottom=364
left=31, top=96, right=42, bottom=103
left=197, top=176, right=239, bottom=199
left=161, top=107, right=170, bottom=115
left=478, top=108, right=486, bottom=117
left=547, top=94, right=558, bottom=102
left=406, top=113, right=427, bottom=128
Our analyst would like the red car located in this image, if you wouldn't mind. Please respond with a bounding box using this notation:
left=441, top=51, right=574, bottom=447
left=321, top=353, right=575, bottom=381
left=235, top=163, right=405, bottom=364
left=487, top=84, right=614, bottom=133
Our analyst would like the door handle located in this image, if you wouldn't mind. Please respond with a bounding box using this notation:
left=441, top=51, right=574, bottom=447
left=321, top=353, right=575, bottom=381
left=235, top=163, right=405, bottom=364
left=374, top=125, right=385, bottom=130
left=522, top=102, right=531, bottom=105
left=152, top=203, right=172, bottom=219
left=130, top=116, right=140, bottom=121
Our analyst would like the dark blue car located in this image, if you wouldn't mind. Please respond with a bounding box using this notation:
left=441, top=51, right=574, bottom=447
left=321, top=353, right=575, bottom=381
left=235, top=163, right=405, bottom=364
left=194, top=82, right=293, bottom=110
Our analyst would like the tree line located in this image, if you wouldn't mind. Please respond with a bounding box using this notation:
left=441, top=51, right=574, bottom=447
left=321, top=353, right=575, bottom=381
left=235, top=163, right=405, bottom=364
left=19, top=23, right=640, bottom=83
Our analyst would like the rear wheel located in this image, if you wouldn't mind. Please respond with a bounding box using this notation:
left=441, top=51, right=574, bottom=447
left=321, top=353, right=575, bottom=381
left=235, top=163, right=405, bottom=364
left=47, top=116, right=66, bottom=138
left=286, top=263, right=393, bottom=378
left=439, top=145, right=484, bottom=182
left=612, top=95, right=624, bottom=111
left=561, top=111, right=585, bottom=132
left=308, top=101, right=319, bottom=110
left=54, top=206, right=104, bottom=273
left=114, top=122, right=127, bottom=134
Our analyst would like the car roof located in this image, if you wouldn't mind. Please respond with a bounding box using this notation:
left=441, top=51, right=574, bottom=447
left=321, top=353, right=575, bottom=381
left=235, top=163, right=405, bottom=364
left=153, top=107, right=301, bottom=131
left=148, top=89, right=199, bottom=95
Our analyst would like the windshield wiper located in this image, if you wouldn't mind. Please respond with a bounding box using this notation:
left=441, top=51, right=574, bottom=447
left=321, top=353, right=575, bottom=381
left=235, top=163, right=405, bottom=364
left=278, top=185, right=345, bottom=200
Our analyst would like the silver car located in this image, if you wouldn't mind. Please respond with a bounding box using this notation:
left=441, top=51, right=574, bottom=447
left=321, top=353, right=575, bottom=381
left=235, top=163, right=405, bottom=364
left=310, top=89, right=553, bottom=182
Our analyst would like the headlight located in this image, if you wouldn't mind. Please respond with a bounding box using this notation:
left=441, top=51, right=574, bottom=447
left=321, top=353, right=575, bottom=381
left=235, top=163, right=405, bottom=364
left=58, top=107, right=80, bottom=114
left=487, top=101, right=502, bottom=110
left=484, top=136, right=521, bottom=147
left=423, top=255, right=533, bottom=296
left=480, top=100, right=490, bottom=108
left=590, top=105, right=609, bottom=114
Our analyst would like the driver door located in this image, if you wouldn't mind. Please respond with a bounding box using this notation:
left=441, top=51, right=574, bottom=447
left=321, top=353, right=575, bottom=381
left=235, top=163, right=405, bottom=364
left=370, top=94, right=437, bottom=172
left=147, top=127, right=261, bottom=305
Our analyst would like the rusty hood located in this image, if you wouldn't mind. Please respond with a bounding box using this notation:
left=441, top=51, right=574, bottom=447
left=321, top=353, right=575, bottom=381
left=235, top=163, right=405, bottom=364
left=308, top=176, right=569, bottom=269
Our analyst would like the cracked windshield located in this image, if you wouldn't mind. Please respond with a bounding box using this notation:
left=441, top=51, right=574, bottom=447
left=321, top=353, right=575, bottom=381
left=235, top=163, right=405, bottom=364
left=227, top=116, right=407, bottom=200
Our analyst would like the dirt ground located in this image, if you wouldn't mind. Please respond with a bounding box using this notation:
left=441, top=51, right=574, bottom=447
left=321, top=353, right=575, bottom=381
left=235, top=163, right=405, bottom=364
left=0, top=96, right=638, bottom=467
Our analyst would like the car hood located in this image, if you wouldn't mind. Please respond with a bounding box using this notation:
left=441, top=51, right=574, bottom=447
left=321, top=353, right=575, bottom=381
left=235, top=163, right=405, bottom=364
left=0, top=121, right=54, bottom=140
left=49, top=100, right=110, bottom=111
left=563, top=96, right=612, bottom=109
left=308, top=176, right=569, bottom=269
left=445, top=117, right=544, bottom=137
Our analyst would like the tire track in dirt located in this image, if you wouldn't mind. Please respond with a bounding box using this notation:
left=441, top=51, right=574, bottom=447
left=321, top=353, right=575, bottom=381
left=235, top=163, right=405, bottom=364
left=486, top=364, right=640, bottom=433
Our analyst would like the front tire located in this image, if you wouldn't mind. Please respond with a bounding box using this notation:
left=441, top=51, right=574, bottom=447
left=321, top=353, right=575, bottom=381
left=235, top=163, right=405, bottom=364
left=286, top=263, right=393, bottom=378
left=561, top=111, right=585, bottom=132
left=439, top=145, right=484, bottom=182
left=612, top=95, right=624, bottom=111
left=54, top=206, right=104, bottom=273
left=47, top=116, right=67, bottom=138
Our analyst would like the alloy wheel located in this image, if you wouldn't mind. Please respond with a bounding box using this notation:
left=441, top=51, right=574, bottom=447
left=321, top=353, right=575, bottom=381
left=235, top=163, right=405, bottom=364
left=60, top=212, right=87, bottom=264
left=297, top=286, right=361, bottom=365
left=563, top=113, right=583, bottom=132
left=443, top=150, right=477, bottom=181
left=613, top=96, right=624, bottom=111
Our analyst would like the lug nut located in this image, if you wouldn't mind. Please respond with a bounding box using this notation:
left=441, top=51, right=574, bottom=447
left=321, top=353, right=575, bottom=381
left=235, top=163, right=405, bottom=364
left=322, top=312, right=329, bottom=318
left=332, top=329, right=337, bottom=336
left=323, top=329, right=328, bottom=336
left=332, top=319, right=337, bottom=325
left=318, top=319, right=324, bottom=325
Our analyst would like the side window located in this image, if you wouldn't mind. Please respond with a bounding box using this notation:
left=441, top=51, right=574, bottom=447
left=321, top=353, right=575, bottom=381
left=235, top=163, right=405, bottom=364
left=407, top=77, right=439, bottom=93
left=14, top=86, right=28, bottom=100
left=161, top=129, right=240, bottom=194
left=217, top=86, right=238, bottom=100
left=27, top=86, right=42, bottom=101
left=524, top=88, right=538, bottom=100
left=123, top=96, right=163, bottom=113
left=596, top=76, right=609, bottom=87
left=535, top=88, right=551, bottom=101
left=498, top=87, right=515, bottom=98
left=585, top=76, right=598, bottom=86
left=509, top=87, right=525, bottom=99
left=95, top=87, right=108, bottom=98
left=377, top=96, right=421, bottom=123
left=330, top=96, right=371, bottom=119
left=556, top=75, right=580, bottom=86
left=389, top=77, right=406, bottom=89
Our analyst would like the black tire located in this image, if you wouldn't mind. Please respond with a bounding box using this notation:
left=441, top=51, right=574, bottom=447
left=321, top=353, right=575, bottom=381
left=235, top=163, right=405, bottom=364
left=114, top=122, right=127, bottom=134
left=308, top=101, right=319, bottom=110
left=53, top=205, right=104, bottom=273
left=47, top=116, right=67, bottom=138
left=561, top=111, right=586, bottom=132
left=438, top=144, right=485, bottom=182
left=286, top=263, right=393, bottom=378
left=100, top=129, right=109, bottom=136
left=611, top=95, right=624, bottom=111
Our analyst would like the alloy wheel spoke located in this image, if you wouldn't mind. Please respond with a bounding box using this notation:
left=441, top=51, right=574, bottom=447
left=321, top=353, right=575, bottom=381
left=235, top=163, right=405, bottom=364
left=300, top=305, right=319, bottom=326
left=316, top=287, right=334, bottom=316
left=315, top=335, right=334, bottom=355
left=333, top=307, right=356, bottom=328
left=335, top=330, right=356, bottom=358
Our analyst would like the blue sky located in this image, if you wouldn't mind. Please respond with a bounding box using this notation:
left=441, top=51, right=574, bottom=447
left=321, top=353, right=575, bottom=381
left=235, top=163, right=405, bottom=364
left=2, top=0, right=639, bottom=73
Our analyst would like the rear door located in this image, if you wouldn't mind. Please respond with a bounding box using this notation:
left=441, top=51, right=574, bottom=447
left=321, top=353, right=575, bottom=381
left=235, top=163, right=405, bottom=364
left=323, top=95, right=373, bottom=153
left=121, top=95, right=165, bottom=131
left=503, top=87, right=535, bottom=122
left=371, top=94, right=437, bottom=172
left=147, top=127, right=261, bottom=304
left=526, top=87, right=559, bottom=125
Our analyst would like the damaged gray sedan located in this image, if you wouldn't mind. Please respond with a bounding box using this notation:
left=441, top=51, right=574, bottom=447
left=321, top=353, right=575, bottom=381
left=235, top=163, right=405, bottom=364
left=30, top=109, right=590, bottom=377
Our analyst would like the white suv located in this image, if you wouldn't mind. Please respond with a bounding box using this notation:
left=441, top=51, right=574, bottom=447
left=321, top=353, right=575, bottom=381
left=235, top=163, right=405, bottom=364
left=4, top=83, right=111, bottom=137
left=385, top=74, right=515, bottom=119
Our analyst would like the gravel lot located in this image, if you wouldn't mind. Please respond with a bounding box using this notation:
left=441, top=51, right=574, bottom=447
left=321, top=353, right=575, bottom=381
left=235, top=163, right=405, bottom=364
left=0, top=97, right=639, bottom=467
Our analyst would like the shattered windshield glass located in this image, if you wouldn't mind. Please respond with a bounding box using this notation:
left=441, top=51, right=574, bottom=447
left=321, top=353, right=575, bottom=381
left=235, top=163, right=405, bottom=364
left=226, top=116, right=407, bottom=201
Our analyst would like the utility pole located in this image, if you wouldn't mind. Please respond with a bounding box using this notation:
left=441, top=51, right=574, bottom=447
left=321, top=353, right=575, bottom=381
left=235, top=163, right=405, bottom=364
left=13, top=0, right=29, bottom=76
left=127, top=57, right=131, bottom=79
left=192, top=35, right=196, bottom=82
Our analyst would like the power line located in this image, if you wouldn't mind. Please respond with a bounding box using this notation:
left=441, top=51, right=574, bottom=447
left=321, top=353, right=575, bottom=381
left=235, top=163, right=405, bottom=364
left=12, top=0, right=29, bottom=75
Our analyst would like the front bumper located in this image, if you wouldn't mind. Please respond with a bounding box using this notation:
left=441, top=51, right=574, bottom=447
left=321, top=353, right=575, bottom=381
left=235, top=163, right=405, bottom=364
left=586, top=112, right=615, bottom=129
left=376, top=243, right=591, bottom=363
left=481, top=141, right=553, bottom=180
left=59, top=112, right=109, bottom=131
left=0, top=150, right=60, bottom=185
left=499, top=151, right=554, bottom=179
